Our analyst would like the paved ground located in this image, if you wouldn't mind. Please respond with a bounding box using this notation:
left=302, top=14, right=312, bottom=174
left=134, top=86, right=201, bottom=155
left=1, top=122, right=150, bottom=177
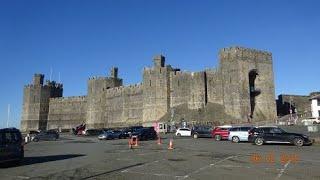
left=1, top=134, right=320, bottom=180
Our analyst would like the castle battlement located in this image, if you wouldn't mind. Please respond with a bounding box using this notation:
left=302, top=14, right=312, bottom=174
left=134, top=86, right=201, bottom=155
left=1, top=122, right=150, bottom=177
left=88, top=76, right=115, bottom=81
left=49, top=96, right=87, bottom=102
left=143, top=65, right=173, bottom=73
left=104, top=83, right=143, bottom=96
left=171, top=70, right=205, bottom=78
left=219, top=46, right=272, bottom=61
left=25, top=82, right=63, bottom=89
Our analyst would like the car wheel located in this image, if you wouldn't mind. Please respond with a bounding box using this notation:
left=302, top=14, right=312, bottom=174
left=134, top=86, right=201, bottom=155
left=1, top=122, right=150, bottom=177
left=293, top=138, right=304, bottom=147
left=215, top=135, right=221, bottom=141
left=232, top=136, right=240, bottom=143
left=177, top=133, right=181, bottom=137
left=313, top=121, right=317, bottom=125
left=33, top=138, right=39, bottom=142
left=254, top=137, right=264, bottom=146
left=193, top=134, right=198, bottom=139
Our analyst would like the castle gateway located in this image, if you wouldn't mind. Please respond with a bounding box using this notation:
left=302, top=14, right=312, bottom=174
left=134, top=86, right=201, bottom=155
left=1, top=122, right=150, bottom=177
left=21, top=47, right=277, bottom=132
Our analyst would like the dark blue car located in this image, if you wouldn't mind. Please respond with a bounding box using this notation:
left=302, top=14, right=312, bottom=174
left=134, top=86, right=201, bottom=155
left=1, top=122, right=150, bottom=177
left=0, top=128, right=24, bottom=164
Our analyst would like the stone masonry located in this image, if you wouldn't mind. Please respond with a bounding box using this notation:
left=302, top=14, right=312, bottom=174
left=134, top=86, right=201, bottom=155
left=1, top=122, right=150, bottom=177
left=21, top=46, right=277, bottom=132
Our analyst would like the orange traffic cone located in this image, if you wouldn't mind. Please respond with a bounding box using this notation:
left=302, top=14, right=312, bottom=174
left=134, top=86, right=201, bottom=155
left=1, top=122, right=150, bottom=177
left=157, top=135, right=162, bottom=145
left=168, top=139, right=174, bottom=150
left=133, top=136, right=139, bottom=147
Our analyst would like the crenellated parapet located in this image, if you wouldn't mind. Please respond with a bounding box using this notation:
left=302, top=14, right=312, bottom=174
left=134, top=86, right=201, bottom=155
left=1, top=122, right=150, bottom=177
left=104, top=84, right=143, bottom=98
left=219, top=46, right=272, bottom=62
left=49, top=96, right=86, bottom=102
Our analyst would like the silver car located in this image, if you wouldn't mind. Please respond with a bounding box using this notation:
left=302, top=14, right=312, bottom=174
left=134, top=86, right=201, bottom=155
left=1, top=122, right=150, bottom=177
left=228, top=126, right=253, bottom=143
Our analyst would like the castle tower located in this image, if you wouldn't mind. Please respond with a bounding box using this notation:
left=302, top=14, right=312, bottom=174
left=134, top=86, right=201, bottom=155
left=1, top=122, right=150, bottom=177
left=21, top=74, right=63, bottom=132
left=110, top=67, right=118, bottom=79
left=218, top=47, right=277, bottom=122
left=86, top=67, right=123, bottom=128
left=142, top=55, right=172, bottom=123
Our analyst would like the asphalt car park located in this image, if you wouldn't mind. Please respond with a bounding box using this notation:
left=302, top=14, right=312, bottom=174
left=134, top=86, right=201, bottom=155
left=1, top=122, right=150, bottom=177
left=0, top=133, right=319, bottom=180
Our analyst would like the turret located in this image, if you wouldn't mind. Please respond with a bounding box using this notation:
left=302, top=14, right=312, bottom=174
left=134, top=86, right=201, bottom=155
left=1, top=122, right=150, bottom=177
left=33, top=74, right=44, bottom=85
left=153, top=55, right=165, bottom=67
left=110, top=67, right=118, bottom=79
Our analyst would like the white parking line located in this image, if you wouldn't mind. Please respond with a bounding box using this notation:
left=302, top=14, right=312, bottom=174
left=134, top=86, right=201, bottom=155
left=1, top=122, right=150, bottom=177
left=4, top=175, right=30, bottom=179
left=275, top=161, right=291, bottom=180
left=123, top=170, right=185, bottom=178
left=179, top=155, right=237, bottom=180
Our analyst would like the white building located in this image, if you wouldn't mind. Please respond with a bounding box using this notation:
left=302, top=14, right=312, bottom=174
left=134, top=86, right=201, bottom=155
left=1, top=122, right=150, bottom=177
left=310, top=94, right=320, bottom=118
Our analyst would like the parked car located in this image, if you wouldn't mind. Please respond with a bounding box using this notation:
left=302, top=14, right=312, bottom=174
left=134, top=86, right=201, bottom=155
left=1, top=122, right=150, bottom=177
left=128, top=126, right=144, bottom=134
left=248, top=126, right=313, bottom=146
left=228, top=126, right=253, bottom=143
left=175, top=128, right=192, bottom=137
left=211, top=125, right=232, bottom=141
left=118, top=128, right=131, bottom=139
left=84, top=129, right=103, bottom=136
left=130, top=127, right=157, bottom=140
left=27, top=130, right=40, bottom=139
left=98, top=130, right=122, bottom=140
left=32, top=130, right=59, bottom=142
left=301, top=117, right=320, bottom=125
left=0, top=128, right=24, bottom=164
left=192, top=126, right=213, bottom=138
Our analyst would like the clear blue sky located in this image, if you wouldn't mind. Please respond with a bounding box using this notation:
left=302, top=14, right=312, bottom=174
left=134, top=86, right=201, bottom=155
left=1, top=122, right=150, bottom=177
left=0, top=0, right=319, bottom=128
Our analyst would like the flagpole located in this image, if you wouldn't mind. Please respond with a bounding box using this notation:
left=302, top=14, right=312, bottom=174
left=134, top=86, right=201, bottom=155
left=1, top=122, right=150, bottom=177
left=7, top=104, right=10, bottom=128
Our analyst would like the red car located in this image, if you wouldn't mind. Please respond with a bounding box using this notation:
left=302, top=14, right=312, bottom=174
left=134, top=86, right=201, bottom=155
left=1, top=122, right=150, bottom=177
left=211, top=126, right=232, bottom=141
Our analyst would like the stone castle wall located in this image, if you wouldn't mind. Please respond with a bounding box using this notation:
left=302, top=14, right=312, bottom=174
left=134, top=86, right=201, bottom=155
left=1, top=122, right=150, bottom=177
left=47, top=96, right=87, bottom=130
left=21, top=46, right=278, bottom=131
left=86, top=83, right=143, bottom=129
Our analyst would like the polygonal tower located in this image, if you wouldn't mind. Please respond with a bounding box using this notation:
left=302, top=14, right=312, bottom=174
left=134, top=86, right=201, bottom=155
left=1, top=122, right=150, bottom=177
left=142, top=55, right=173, bottom=123
left=86, top=67, right=123, bottom=128
left=218, top=47, right=277, bottom=122
left=21, top=74, right=63, bottom=132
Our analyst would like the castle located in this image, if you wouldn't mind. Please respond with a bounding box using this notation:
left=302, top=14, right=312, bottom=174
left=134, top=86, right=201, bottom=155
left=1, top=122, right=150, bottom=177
left=21, top=46, right=277, bottom=132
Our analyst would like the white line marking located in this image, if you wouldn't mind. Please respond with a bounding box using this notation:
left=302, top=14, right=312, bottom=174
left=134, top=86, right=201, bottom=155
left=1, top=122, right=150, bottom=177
left=179, top=155, right=237, bottom=180
left=123, top=170, right=185, bottom=178
left=275, top=161, right=291, bottom=180
left=6, top=175, right=30, bottom=180
left=17, top=176, right=30, bottom=179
